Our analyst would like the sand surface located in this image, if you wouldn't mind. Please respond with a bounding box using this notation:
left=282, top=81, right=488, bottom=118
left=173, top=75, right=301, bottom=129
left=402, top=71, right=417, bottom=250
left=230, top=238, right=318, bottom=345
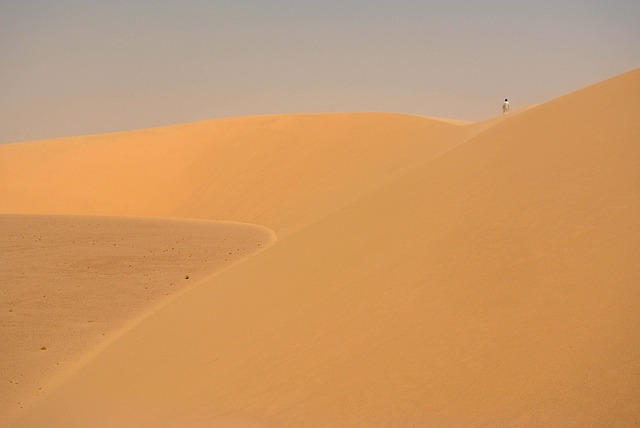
left=0, top=215, right=274, bottom=424
left=1, top=68, right=639, bottom=426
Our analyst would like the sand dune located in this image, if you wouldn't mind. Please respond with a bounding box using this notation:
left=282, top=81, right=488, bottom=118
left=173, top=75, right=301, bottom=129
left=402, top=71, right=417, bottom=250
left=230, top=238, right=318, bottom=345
left=0, top=113, right=493, bottom=237
left=1, top=68, right=639, bottom=426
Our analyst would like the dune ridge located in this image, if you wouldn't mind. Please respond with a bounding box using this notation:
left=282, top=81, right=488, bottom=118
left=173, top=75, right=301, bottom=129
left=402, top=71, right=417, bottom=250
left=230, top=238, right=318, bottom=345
left=0, top=112, right=499, bottom=237
left=1, top=68, right=639, bottom=426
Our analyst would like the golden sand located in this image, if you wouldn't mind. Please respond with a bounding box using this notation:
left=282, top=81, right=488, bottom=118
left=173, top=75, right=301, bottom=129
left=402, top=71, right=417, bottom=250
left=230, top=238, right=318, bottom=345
left=1, top=68, right=639, bottom=426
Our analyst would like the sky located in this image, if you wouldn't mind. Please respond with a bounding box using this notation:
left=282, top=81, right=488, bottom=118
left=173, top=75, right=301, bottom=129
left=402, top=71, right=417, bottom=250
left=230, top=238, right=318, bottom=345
left=1, top=0, right=639, bottom=144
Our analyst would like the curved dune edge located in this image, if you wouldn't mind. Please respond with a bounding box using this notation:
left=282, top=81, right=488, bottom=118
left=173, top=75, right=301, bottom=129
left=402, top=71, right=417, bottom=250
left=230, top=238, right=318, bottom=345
left=0, top=214, right=275, bottom=425
left=1, top=68, right=639, bottom=426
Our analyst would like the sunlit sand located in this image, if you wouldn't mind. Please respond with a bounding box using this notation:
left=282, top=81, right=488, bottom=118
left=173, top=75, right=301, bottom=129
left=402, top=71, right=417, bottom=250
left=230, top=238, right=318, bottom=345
left=1, top=69, right=638, bottom=426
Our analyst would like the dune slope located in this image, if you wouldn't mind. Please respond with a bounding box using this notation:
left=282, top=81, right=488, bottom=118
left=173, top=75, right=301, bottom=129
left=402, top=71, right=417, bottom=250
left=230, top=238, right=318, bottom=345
left=6, top=69, right=639, bottom=427
left=0, top=215, right=274, bottom=424
left=0, top=113, right=490, bottom=237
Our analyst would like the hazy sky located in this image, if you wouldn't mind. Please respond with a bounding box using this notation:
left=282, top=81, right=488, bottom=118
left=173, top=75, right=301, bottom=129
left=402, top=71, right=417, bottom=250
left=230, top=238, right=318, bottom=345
left=1, top=1, right=639, bottom=143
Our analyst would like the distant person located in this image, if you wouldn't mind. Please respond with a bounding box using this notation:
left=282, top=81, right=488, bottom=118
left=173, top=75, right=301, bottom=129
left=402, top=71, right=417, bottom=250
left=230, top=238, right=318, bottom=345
left=502, top=99, right=510, bottom=114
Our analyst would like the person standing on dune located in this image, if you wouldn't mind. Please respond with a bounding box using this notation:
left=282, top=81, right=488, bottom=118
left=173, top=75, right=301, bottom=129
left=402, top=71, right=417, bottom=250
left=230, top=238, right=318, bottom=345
left=502, top=99, right=510, bottom=114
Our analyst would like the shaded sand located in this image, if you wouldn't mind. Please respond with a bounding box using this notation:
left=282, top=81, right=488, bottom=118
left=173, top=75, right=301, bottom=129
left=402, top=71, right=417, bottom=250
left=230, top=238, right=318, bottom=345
left=1, top=68, right=639, bottom=426
left=0, top=215, right=274, bottom=424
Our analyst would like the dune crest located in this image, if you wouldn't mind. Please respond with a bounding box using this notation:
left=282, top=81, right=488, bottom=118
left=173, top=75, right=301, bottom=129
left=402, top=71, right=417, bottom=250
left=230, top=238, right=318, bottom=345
left=0, top=112, right=493, bottom=237
left=1, top=68, right=639, bottom=426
